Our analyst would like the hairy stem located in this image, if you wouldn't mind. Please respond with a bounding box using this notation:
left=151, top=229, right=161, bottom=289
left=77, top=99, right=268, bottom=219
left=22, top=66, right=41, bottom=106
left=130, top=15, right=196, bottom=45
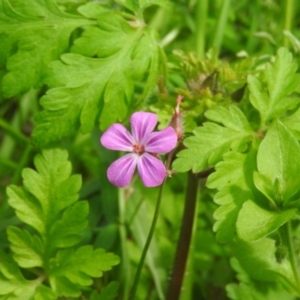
left=129, top=179, right=166, bottom=300
left=284, top=221, right=300, bottom=294
left=166, top=171, right=199, bottom=300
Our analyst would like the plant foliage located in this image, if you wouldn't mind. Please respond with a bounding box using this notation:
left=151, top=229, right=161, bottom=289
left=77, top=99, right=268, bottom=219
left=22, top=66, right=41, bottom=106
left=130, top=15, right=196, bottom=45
left=2, top=0, right=300, bottom=299
left=4, top=149, right=119, bottom=298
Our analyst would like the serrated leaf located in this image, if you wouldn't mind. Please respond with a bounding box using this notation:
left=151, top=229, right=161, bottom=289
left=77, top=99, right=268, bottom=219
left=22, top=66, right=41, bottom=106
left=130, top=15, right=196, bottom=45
left=6, top=186, right=44, bottom=234
left=206, top=151, right=256, bottom=243
left=205, top=105, right=252, bottom=133
left=256, top=120, right=300, bottom=205
left=237, top=200, right=296, bottom=241
left=71, top=14, right=135, bottom=58
left=49, top=246, right=119, bottom=296
left=0, top=0, right=93, bottom=97
left=7, top=226, right=44, bottom=268
left=49, top=201, right=89, bottom=248
left=7, top=149, right=81, bottom=236
left=248, top=48, right=299, bottom=123
left=174, top=105, right=253, bottom=173
left=5, top=148, right=119, bottom=298
left=32, top=15, right=160, bottom=146
left=265, top=48, right=299, bottom=113
left=0, top=253, right=56, bottom=299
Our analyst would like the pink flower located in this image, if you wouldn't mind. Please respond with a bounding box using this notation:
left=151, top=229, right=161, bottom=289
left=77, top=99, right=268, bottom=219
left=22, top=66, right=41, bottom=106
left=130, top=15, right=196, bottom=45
left=100, top=112, right=178, bottom=187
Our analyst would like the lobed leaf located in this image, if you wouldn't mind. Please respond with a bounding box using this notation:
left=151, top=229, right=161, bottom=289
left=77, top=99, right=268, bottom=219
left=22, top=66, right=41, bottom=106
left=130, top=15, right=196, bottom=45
left=173, top=105, right=253, bottom=173
left=49, top=246, right=120, bottom=297
left=206, top=151, right=256, bottom=243
left=248, top=48, right=299, bottom=124
left=0, top=0, right=93, bottom=97
left=32, top=14, right=161, bottom=146
left=0, top=253, right=56, bottom=299
left=7, top=149, right=81, bottom=236
left=5, top=148, right=120, bottom=298
left=49, top=201, right=89, bottom=249
left=7, top=227, right=44, bottom=268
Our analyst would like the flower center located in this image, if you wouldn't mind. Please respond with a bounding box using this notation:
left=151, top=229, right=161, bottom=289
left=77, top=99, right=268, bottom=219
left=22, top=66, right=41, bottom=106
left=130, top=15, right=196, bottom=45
left=133, top=143, right=145, bottom=155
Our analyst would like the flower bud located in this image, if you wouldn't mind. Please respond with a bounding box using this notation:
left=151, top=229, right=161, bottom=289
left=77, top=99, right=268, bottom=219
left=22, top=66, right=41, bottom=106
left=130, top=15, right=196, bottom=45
left=169, top=95, right=183, bottom=141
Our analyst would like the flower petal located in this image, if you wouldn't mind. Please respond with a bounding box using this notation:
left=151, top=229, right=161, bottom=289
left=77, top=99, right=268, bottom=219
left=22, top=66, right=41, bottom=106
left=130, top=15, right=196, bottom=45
left=137, top=153, right=166, bottom=187
left=145, top=127, right=177, bottom=153
left=107, top=153, right=138, bottom=187
left=130, top=112, right=157, bottom=144
left=101, top=124, right=134, bottom=151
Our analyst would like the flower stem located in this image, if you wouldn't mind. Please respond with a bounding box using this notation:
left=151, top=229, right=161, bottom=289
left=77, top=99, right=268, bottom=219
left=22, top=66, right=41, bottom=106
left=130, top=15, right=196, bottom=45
left=118, top=188, right=131, bottom=300
left=283, top=221, right=300, bottom=294
left=166, top=171, right=199, bottom=300
left=129, top=179, right=166, bottom=300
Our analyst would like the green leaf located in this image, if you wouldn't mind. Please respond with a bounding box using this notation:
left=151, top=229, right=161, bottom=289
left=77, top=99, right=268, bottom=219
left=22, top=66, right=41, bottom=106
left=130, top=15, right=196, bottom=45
left=49, top=201, right=89, bottom=248
left=7, top=226, right=44, bottom=268
left=33, top=285, right=57, bottom=300
left=0, top=0, right=93, bottom=97
left=256, top=120, right=300, bottom=205
left=77, top=2, right=110, bottom=19
left=32, top=14, right=160, bottom=146
left=226, top=258, right=295, bottom=300
left=173, top=105, right=253, bottom=172
left=6, top=186, right=44, bottom=234
left=232, top=238, right=297, bottom=293
left=0, top=253, right=56, bottom=300
left=248, top=48, right=299, bottom=123
left=49, top=246, right=119, bottom=297
left=204, top=105, right=253, bottom=133
left=6, top=148, right=120, bottom=298
left=282, top=106, right=300, bottom=140
left=206, top=151, right=256, bottom=243
left=253, top=172, right=277, bottom=205
left=7, top=149, right=81, bottom=237
left=236, top=200, right=296, bottom=241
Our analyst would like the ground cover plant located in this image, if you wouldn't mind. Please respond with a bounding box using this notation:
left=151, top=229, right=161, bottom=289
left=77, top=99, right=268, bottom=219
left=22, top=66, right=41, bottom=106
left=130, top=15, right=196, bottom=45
left=2, top=0, right=300, bottom=299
